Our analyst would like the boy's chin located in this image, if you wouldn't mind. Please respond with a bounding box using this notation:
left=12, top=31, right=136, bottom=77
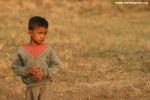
left=37, top=42, right=44, bottom=44
left=33, top=41, right=44, bottom=45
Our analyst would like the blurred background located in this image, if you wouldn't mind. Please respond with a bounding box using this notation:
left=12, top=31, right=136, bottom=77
left=0, top=0, right=150, bottom=100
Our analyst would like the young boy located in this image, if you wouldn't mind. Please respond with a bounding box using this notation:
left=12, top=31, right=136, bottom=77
left=11, top=16, right=60, bottom=100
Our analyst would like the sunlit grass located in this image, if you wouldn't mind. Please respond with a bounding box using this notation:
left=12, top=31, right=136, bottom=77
left=0, top=0, right=150, bottom=100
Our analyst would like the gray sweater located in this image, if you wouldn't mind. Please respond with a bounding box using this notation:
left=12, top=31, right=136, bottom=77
left=11, top=44, right=60, bottom=87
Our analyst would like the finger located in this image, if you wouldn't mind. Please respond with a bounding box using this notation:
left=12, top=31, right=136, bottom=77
left=33, top=77, right=41, bottom=80
left=35, top=70, right=45, bottom=76
left=38, top=69, right=45, bottom=76
left=32, top=73, right=42, bottom=80
left=34, top=77, right=42, bottom=80
left=32, top=75, right=41, bottom=80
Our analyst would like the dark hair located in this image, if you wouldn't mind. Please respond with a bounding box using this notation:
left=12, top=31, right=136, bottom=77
left=28, top=16, right=48, bottom=30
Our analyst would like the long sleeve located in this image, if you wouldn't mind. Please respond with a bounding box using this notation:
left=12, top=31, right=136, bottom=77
left=45, top=49, right=61, bottom=77
left=11, top=52, right=29, bottom=77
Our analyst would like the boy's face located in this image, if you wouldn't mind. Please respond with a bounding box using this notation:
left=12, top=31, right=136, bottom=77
left=28, top=27, right=48, bottom=44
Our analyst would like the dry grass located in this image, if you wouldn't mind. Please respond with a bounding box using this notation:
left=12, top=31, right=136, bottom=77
left=0, top=0, right=150, bottom=100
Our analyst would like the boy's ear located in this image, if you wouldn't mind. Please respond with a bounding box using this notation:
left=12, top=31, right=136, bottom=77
left=28, top=30, right=32, bottom=35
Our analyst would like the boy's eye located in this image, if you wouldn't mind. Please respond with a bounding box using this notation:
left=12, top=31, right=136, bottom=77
left=38, top=32, right=46, bottom=35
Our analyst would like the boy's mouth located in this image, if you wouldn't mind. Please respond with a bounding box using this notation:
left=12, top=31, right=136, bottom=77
left=38, top=40, right=44, bottom=43
left=31, top=40, right=44, bottom=44
left=40, top=39, right=44, bottom=42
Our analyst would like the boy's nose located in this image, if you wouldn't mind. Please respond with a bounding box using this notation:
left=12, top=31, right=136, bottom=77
left=40, top=34, right=44, bottom=38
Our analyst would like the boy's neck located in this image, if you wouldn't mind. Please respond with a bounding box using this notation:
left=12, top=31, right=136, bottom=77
left=29, top=40, right=44, bottom=45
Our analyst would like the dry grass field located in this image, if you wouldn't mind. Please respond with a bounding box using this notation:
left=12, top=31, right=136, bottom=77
left=0, top=0, right=150, bottom=100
